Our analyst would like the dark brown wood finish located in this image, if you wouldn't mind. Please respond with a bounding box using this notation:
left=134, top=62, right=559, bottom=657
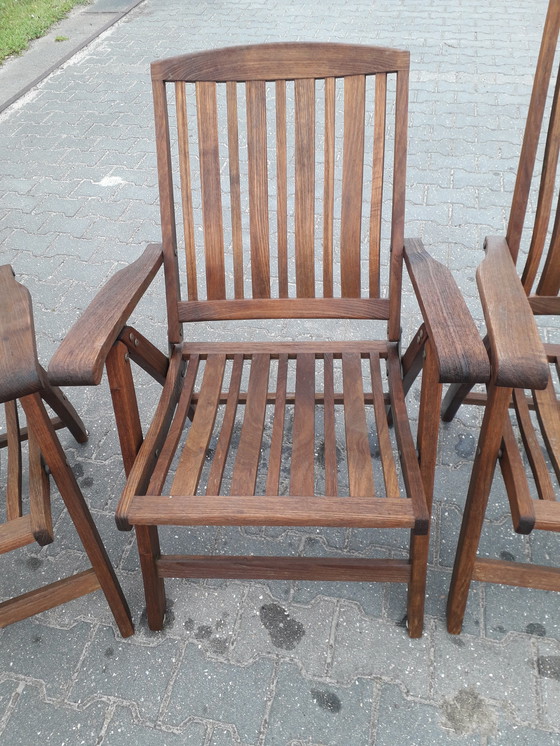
left=50, top=42, right=488, bottom=638
left=0, top=268, right=133, bottom=635
left=444, top=1, right=560, bottom=631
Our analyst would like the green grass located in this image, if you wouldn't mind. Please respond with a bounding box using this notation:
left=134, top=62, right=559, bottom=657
left=0, top=0, right=89, bottom=63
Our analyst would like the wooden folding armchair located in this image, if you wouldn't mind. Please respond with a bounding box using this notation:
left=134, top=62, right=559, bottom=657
left=439, top=0, right=560, bottom=633
left=49, top=43, right=488, bottom=637
left=0, top=266, right=133, bottom=637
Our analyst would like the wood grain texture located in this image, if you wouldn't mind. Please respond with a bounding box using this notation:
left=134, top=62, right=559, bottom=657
left=276, top=80, right=289, bottom=298
left=230, top=354, right=270, bottom=495
left=171, top=354, right=225, bottom=496
left=369, top=73, right=387, bottom=298
left=477, top=236, right=548, bottom=388
left=226, top=81, right=245, bottom=299
left=157, top=555, right=410, bottom=582
left=342, top=353, right=375, bottom=497
left=295, top=78, right=316, bottom=298
left=290, top=353, right=315, bottom=496
left=151, top=43, right=409, bottom=82
left=175, top=81, right=198, bottom=301
left=5, top=400, right=22, bottom=521
left=507, top=0, right=560, bottom=261
left=196, top=82, right=227, bottom=300
left=48, top=243, right=164, bottom=386
left=179, top=298, right=389, bottom=321
left=129, top=494, right=417, bottom=528
left=404, top=238, right=490, bottom=385
left=0, top=265, right=43, bottom=402
left=246, top=80, right=271, bottom=299
left=340, top=75, right=365, bottom=298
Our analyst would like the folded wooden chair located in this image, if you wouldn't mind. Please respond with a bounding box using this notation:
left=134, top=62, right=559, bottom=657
left=0, top=266, right=133, bottom=637
left=49, top=43, right=488, bottom=637
left=438, top=0, right=560, bottom=633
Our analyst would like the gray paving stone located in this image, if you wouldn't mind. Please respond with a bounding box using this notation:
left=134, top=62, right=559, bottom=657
left=374, top=683, right=480, bottom=744
left=70, top=624, right=182, bottom=720
left=231, top=587, right=334, bottom=678
left=0, top=685, right=107, bottom=746
left=164, top=645, right=273, bottom=742
left=535, top=639, right=560, bottom=731
left=0, top=620, right=92, bottom=699
left=100, top=704, right=207, bottom=745
left=433, top=629, right=537, bottom=723
left=330, top=605, right=432, bottom=697
left=264, top=662, right=375, bottom=746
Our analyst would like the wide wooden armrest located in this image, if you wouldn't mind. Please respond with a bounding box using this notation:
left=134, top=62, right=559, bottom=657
left=477, top=236, right=548, bottom=389
left=0, top=266, right=46, bottom=402
left=49, top=243, right=164, bottom=386
left=404, top=238, right=490, bottom=384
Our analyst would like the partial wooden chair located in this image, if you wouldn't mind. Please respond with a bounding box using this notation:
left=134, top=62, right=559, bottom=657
left=0, top=265, right=133, bottom=637
left=438, top=0, right=560, bottom=633
left=49, top=43, right=488, bottom=637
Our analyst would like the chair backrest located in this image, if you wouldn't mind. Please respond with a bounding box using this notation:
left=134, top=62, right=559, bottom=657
left=150, top=43, right=410, bottom=343
left=506, top=0, right=560, bottom=305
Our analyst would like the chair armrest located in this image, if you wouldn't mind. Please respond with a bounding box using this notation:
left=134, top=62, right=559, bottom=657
left=0, top=265, right=47, bottom=402
left=404, top=238, right=490, bottom=385
left=49, top=243, right=164, bottom=386
left=477, top=236, right=548, bottom=389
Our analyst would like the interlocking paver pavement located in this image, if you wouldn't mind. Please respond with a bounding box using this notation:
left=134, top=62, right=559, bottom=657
left=1, top=0, right=559, bottom=743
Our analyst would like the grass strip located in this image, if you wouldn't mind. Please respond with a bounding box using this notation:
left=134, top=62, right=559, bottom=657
left=0, top=0, right=89, bottom=63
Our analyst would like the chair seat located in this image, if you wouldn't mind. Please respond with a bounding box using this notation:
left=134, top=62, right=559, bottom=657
left=126, top=340, right=428, bottom=535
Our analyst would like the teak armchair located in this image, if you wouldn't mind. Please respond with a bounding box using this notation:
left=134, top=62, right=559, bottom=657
left=442, top=0, right=560, bottom=633
left=0, top=266, right=133, bottom=637
left=50, top=43, right=488, bottom=637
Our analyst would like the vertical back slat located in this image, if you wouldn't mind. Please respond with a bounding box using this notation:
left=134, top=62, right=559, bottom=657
left=507, top=0, right=560, bottom=262
left=265, top=354, right=288, bottom=495
left=521, top=71, right=560, bottom=292
left=276, top=81, right=289, bottom=298
left=323, top=352, right=338, bottom=496
left=513, top=388, right=556, bottom=501
left=226, top=82, right=245, bottom=299
left=290, top=353, right=315, bottom=495
left=175, top=82, right=198, bottom=301
left=369, top=74, right=387, bottom=298
left=323, top=78, right=336, bottom=298
left=388, top=68, right=409, bottom=340
left=196, top=81, right=227, bottom=300
left=246, top=80, right=271, bottom=299
left=295, top=78, right=316, bottom=297
left=152, top=80, right=182, bottom=342
left=5, top=400, right=22, bottom=520
left=340, top=75, right=366, bottom=298
left=206, top=354, right=244, bottom=494
left=536, top=192, right=560, bottom=295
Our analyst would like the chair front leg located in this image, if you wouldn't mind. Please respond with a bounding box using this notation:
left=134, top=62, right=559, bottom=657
left=447, top=383, right=511, bottom=634
left=407, top=339, right=442, bottom=638
left=136, top=525, right=166, bottom=630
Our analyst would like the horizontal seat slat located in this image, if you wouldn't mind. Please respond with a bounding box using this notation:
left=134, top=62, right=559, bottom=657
left=128, top=494, right=419, bottom=530
left=181, top=340, right=392, bottom=358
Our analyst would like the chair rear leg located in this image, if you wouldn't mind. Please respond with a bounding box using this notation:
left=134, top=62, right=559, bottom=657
left=441, top=381, right=474, bottom=422
left=447, top=384, right=511, bottom=634
left=21, top=393, right=134, bottom=637
left=136, top=525, right=166, bottom=630
left=106, top=340, right=144, bottom=477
